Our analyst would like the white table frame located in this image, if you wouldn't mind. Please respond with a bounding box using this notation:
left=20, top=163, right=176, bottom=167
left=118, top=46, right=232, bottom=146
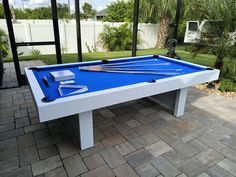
left=25, top=55, right=220, bottom=150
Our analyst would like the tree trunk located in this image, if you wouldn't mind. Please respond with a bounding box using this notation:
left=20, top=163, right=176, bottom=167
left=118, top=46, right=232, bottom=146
left=214, top=55, right=224, bottom=70
left=210, top=55, right=223, bottom=86
left=11, top=7, right=16, bottom=23
left=156, top=14, right=170, bottom=49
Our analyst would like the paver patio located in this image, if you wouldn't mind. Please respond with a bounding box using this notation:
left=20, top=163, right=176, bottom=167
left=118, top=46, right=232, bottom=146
left=0, top=61, right=236, bottom=177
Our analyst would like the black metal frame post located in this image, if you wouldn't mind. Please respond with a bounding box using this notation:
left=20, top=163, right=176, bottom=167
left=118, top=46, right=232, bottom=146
left=16, top=41, right=55, bottom=46
left=74, top=0, right=83, bottom=62
left=173, top=0, right=181, bottom=39
left=132, top=0, right=139, bottom=57
left=3, top=0, right=24, bottom=86
left=51, top=0, right=62, bottom=64
left=2, top=0, right=62, bottom=88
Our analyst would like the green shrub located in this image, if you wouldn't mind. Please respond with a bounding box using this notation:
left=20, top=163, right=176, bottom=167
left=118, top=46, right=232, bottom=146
left=0, top=28, right=9, bottom=57
left=219, top=79, right=236, bottom=92
left=224, top=60, right=236, bottom=75
left=99, top=23, right=138, bottom=51
left=30, top=49, right=41, bottom=56
left=103, top=1, right=134, bottom=22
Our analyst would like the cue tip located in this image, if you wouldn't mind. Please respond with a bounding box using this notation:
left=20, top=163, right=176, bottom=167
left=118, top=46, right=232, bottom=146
left=153, top=55, right=159, bottom=58
left=102, top=59, right=109, bottom=64
left=28, top=67, right=39, bottom=71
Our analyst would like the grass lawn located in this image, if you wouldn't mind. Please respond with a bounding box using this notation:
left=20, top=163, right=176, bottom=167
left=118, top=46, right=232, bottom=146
left=5, top=47, right=216, bottom=67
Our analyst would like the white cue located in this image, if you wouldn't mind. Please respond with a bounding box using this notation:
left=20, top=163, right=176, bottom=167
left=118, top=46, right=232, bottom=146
left=79, top=63, right=170, bottom=71
left=100, top=58, right=158, bottom=66
left=95, top=68, right=183, bottom=71
left=100, top=63, right=170, bottom=68
left=79, top=68, right=181, bottom=76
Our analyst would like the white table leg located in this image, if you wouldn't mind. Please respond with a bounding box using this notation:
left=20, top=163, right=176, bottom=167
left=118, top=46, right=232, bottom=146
left=78, top=111, right=94, bottom=150
left=174, top=87, right=188, bottom=117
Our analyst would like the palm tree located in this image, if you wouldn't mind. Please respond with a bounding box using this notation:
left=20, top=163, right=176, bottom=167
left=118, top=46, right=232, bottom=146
left=155, top=0, right=176, bottom=48
left=140, top=0, right=178, bottom=49
left=139, top=0, right=159, bottom=24
left=190, top=0, right=236, bottom=70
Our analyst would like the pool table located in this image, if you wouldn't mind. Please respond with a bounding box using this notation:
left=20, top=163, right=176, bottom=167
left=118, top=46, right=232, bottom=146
left=25, top=55, right=219, bottom=150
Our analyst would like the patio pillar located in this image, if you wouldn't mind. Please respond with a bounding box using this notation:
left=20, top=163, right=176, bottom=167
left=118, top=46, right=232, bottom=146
left=132, top=0, right=140, bottom=57
left=75, top=0, right=83, bottom=62
left=173, top=0, right=182, bottom=40
left=3, top=0, right=23, bottom=86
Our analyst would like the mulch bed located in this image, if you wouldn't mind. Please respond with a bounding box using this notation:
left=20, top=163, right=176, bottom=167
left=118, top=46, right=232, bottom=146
left=195, top=84, right=236, bottom=97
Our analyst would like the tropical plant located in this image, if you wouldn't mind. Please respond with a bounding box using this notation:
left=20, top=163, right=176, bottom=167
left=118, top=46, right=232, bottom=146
left=139, top=0, right=207, bottom=47
left=219, top=79, right=236, bottom=92
left=99, top=23, right=138, bottom=51
left=139, top=0, right=159, bottom=24
left=0, top=29, right=9, bottom=57
left=2, top=3, right=72, bottom=20
left=140, top=0, right=176, bottom=48
left=30, top=49, right=41, bottom=56
left=61, top=45, right=68, bottom=54
left=57, top=3, right=71, bottom=19
left=189, top=0, right=236, bottom=70
left=85, top=43, right=97, bottom=53
left=81, top=2, right=96, bottom=20
left=0, top=3, right=4, bottom=19
left=104, top=0, right=134, bottom=22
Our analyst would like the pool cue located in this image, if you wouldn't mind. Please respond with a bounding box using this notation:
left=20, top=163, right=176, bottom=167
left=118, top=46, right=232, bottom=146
left=101, top=58, right=158, bottom=66
left=100, top=63, right=170, bottom=68
left=94, top=68, right=183, bottom=72
left=79, top=63, right=170, bottom=71
left=42, top=76, right=50, bottom=88
left=58, top=87, right=63, bottom=96
left=79, top=68, right=181, bottom=76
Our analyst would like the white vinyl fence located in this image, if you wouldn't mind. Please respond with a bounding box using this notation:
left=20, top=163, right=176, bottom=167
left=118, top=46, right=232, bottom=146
left=0, top=19, right=158, bottom=56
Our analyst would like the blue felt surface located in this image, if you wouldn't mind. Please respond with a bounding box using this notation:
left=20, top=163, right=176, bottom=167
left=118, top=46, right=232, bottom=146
left=32, top=56, right=205, bottom=101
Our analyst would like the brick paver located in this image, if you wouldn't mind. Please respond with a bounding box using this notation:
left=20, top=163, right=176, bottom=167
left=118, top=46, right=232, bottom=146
left=44, top=167, right=67, bottom=177
left=181, top=158, right=207, bottom=177
left=83, top=153, right=105, bottom=170
left=151, top=155, right=181, bottom=177
left=1, top=61, right=236, bottom=176
left=125, top=149, right=153, bottom=167
left=217, top=158, right=236, bottom=176
left=100, top=147, right=126, bottom=168
left=113, top=163, right=139, bottom=177
left=57, top=140, right=78, bottom=159
left=135, top=162, right=160, bottom=177
left=63, top=154, right=87, bottom=177
left=145, top=140, right=173, bottom=157
left=115, top=142, right=136, bottom=156
left=19, top=146, right=39, bottom=166
left=81, top=165, right=114, bottom=177
left=0, top=165, right=32, bottom=177
left=206, top=165, right=233, bottom=177
left=31, top=155, right=62, bottom=176
left=38, top=145, right=58, bottom=160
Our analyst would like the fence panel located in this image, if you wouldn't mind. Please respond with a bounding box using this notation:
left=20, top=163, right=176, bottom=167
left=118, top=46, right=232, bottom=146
left=0, top=20, right=159, bottom=55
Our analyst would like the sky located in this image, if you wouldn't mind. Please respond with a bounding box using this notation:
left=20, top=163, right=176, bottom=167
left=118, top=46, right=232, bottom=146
left=7, top=0, right=116, bottom=12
